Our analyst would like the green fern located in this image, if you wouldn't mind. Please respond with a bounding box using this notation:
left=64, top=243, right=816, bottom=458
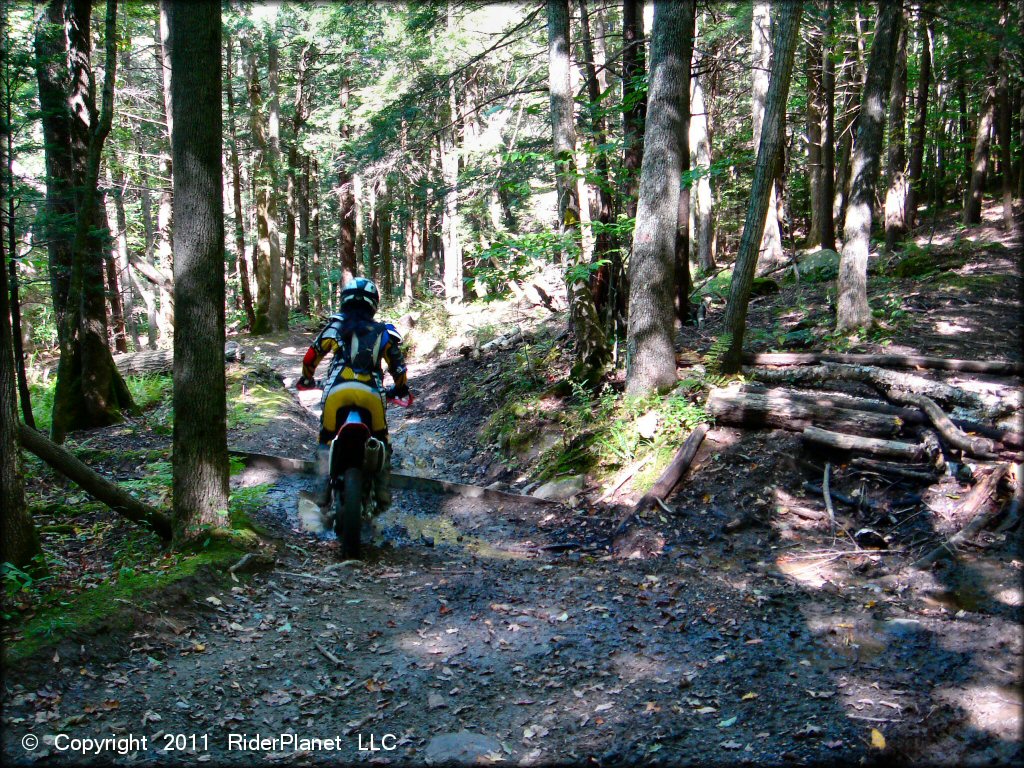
left=704, top=332, right=733, bottom=375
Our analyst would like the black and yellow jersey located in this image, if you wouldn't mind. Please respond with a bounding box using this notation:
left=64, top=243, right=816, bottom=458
left=302, top=310, right=408, bottom=394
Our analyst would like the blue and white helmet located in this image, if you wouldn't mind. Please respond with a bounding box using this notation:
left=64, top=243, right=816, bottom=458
left=340, top=277, right=380, bottom=313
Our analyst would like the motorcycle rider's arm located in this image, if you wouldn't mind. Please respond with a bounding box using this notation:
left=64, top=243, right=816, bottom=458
left=382, top=324, right=409, bottom=398
left=298, top=335, right=339, bottom=388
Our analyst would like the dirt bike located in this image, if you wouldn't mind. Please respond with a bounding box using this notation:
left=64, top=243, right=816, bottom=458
left=320, top=382, right=412, bottom=559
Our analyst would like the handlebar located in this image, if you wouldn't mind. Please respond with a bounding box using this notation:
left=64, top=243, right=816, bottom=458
left=296, top=378, right=413, bottom=408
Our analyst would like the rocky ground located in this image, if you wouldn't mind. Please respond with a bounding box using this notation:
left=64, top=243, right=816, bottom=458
left=2, top=203, right=1021, bottom=766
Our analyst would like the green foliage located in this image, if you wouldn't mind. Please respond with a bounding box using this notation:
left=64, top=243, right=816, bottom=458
left=225, top=368, right=293, bottom=430
left=703, top=333, right=734, bottom=375
left=228, top=484, right=273, bottom=536
left=125, top=374, right=173, bottom=411
left=4, top=540, right=246, bottom=664
left=1, top=559, right=52, bottom=602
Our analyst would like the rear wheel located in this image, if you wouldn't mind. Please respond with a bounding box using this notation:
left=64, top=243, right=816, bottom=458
left=335, top=468, right=363, bottom=559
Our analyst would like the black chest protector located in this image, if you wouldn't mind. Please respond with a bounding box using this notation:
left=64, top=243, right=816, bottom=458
left=317, top=313, right=388, bottom=387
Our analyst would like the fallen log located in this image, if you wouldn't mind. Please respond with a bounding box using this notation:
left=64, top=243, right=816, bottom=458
left=18, top=424, right=172, bottom=540
left=743, top=383, right=1022, bottom=449
left=114, top=342, right=244, bottom=376
left=742, top=383, right=924, bottom=422
left=801, top=426, right=925, bottom=461
left=707, top=387, right=907, bottom=438
left=885, top=390, right=996, bottom=457
left=995, top=464, right=1022, bottom=533
left=743, top=351, right=1023, bottom=377
left=850, top=457, right=939, bottom=483
left=948, top=418, right=1024, bottom=450
left=748, top=362, right=1016, bottom=420
left=912, top=463, right=1010, bottom=569
left=611, top=424, right=708, bottom=539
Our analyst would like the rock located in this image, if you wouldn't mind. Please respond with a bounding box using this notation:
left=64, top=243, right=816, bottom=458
left=514, top=424, right=562, bottom=462
left=413, top=331, right=441, bottom=359
left=485, top=481, right=507, bottom=492
left=795, top=248, right=841, bottom=282
left=750, top=276, right=780, bottom=296
left=882, top=618, right=924, bottom=638
left=532, top=475, right=585, bottom=501
left=636, top=411, right=659, bottom=439
left=424, top=731, right=503, bottom=765
left=853, top=527, right=887, bottom=549
left=427, top=693, right=447, bottom=710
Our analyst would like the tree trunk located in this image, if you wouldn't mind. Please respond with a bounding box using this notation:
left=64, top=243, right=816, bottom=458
left=752, top=2, right=786, bottom=274
left=690, top=22, right=716, bottom=273
left=442, top=6, right=463, bottom=307
left=884, top=13, right=909, bottom=250
left=246, top=41, right=277, bottom=334
left=549, top=0, right=610, bottom=386
left=957, top=73, right=970, bottom=202
left=624, top=0, right=695, bottom=394
left=379, top=192, right=393, bottom=298
left=154, top=10, right=174, bottom=342
left=51, top=0, right=136, bottom=444
left=964, top=69, right=999, bottom=225
left=298, top=155, right=311, bottom=315
left=310, top=158, right=323, bottom=313
left=265, top=30, right=286, bottom=330
left=225, top=39, right=255, bottom=330
left=904, top=13, right=930, bottom=230
left=34, top=0, right=75, bottom=344
left=283, top=42, right=314, bottom=314
left=675, top=38, right=693, bottom=329
left=165, top=0, right=229, bottom=543
left=368, top=183, right=380, bottom=282
left=19, top=423, right=171, bottom=540
left=818, top=0, right=836, bottom=249
left=806, top=17, right=824, bottom=248
left=579, top=0, right=619, bottom=327
left=404, top=191, right=418, bottom=301
left=107, top=169, right=141, bottom=351
left=621, top=0, right=646, bottom=223
left=835, top=0, right=902, bottom=334
left=337, top=77, right=357, bottom=288
left=833, top=30, right=863, bottom=228
left=0, top=64, right=43, bottom=567
left=3, top=64, right=35, bottom=426
left=721, top=2, right=803, bottom=373
left=996, top=36, right=1014, bottom=230
left=102, top=192, right=128, bottom=353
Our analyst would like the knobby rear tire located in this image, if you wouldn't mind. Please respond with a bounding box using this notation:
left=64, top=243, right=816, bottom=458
left=335, top=467, right=363, bottom=560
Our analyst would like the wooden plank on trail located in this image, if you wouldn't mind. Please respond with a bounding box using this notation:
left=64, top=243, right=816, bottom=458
left=389, top=472, right=559, bottom=504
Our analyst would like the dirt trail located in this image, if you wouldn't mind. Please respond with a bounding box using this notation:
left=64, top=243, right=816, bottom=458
left=4, top=319, right=1022, bottom=766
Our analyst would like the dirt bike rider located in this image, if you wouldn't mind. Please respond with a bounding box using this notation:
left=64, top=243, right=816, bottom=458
left=296, top=277, right=410, bottom=511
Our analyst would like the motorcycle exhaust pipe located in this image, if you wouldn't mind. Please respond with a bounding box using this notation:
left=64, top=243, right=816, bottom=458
left=363, top=437, right=386, bottom=474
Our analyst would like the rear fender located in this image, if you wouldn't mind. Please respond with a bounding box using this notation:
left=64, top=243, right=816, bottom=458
left=330, top=409, right=371, bottom=478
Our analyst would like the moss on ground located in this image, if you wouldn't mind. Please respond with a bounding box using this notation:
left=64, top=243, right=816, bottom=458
left=4, top=539, right=247, bottom=665
left=225, top=367, right=293, bottom=429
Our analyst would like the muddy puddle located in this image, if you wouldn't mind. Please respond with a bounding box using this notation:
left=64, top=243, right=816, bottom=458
left=241, top=464, right=537, bottom=561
